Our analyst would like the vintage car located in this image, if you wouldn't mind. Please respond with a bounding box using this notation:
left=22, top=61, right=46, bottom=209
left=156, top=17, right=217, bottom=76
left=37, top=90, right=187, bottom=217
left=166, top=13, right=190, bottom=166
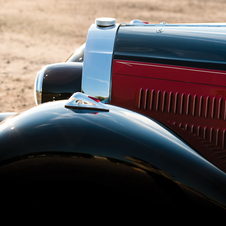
left=0, top=18, right=226, bottom=216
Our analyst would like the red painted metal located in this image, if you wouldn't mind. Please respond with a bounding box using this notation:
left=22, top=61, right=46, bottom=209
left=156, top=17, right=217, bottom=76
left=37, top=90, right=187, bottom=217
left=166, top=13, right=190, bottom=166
left=111, top=59, right=226, bottom=170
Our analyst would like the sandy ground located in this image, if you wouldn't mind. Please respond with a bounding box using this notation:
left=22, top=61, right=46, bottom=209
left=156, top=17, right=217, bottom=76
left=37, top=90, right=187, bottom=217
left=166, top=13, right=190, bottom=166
left=1, top=0, right=226, bottom=113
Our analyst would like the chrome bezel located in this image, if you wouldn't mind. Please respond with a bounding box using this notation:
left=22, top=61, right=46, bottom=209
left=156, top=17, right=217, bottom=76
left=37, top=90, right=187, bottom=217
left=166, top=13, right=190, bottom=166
left=34, top=67, right=45, bottom=105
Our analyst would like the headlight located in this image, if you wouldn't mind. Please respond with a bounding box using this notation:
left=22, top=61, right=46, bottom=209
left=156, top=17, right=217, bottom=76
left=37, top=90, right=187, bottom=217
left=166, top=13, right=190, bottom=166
left=34, top=62, right=83, bottom=105
left=34, top=44, right=86, bottom=105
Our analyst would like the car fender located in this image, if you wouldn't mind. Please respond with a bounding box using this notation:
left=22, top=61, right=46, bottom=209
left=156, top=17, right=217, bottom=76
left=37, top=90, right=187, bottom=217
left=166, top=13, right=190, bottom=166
left=0, top=112, right=17, bottom=123
left=0, top=93, right=226, bottom=215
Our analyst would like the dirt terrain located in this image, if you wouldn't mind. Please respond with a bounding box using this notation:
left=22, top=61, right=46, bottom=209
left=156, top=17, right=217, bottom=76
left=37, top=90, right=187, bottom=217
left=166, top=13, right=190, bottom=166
left=1, top=0, right=226, bottom=112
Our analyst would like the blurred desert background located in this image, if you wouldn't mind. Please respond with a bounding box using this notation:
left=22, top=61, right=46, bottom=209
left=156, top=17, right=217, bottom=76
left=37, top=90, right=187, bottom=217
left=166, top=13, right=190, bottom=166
left=1, top=0, right=226, bottom=112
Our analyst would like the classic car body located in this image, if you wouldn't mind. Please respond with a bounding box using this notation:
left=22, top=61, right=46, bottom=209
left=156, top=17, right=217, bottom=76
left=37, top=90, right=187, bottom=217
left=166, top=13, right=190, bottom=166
left=1, top=18, right=226, bottom=215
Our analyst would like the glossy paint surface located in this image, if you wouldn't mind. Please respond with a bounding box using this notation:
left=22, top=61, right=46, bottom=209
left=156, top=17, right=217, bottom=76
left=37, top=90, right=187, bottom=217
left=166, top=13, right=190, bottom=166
left=0, top=100, right=226, bottom=214
left=67, top=43, right=85, bottom=63
left=0, top=112, right=17, bottom=123
left=113, top=25, right=226, bottom=70
left=41, top=62, right=82, bottom=103
left=111, top=25, right=226, bottom=167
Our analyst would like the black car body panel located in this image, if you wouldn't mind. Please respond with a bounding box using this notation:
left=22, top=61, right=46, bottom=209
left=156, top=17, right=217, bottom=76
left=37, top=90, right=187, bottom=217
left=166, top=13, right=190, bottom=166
left=114, top=25, right=226, bottom=70
left=41, top=62, right=82, bottom=103
left=0, top=98, right=226, bottom=215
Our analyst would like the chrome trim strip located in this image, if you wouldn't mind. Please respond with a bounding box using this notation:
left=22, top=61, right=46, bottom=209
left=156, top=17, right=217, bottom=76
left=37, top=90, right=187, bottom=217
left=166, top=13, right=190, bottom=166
left=123, top=23, right=226, bottom=27
left=34, top=67, right=45, bottom=105
left=82, top=21, right=119, bottom=103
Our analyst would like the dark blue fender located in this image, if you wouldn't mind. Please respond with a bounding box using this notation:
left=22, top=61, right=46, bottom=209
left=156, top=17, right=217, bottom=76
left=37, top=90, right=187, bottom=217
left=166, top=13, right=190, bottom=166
left=0, top=112, right=17, bottom=123
left=0, top=99, right=226, bottom=216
